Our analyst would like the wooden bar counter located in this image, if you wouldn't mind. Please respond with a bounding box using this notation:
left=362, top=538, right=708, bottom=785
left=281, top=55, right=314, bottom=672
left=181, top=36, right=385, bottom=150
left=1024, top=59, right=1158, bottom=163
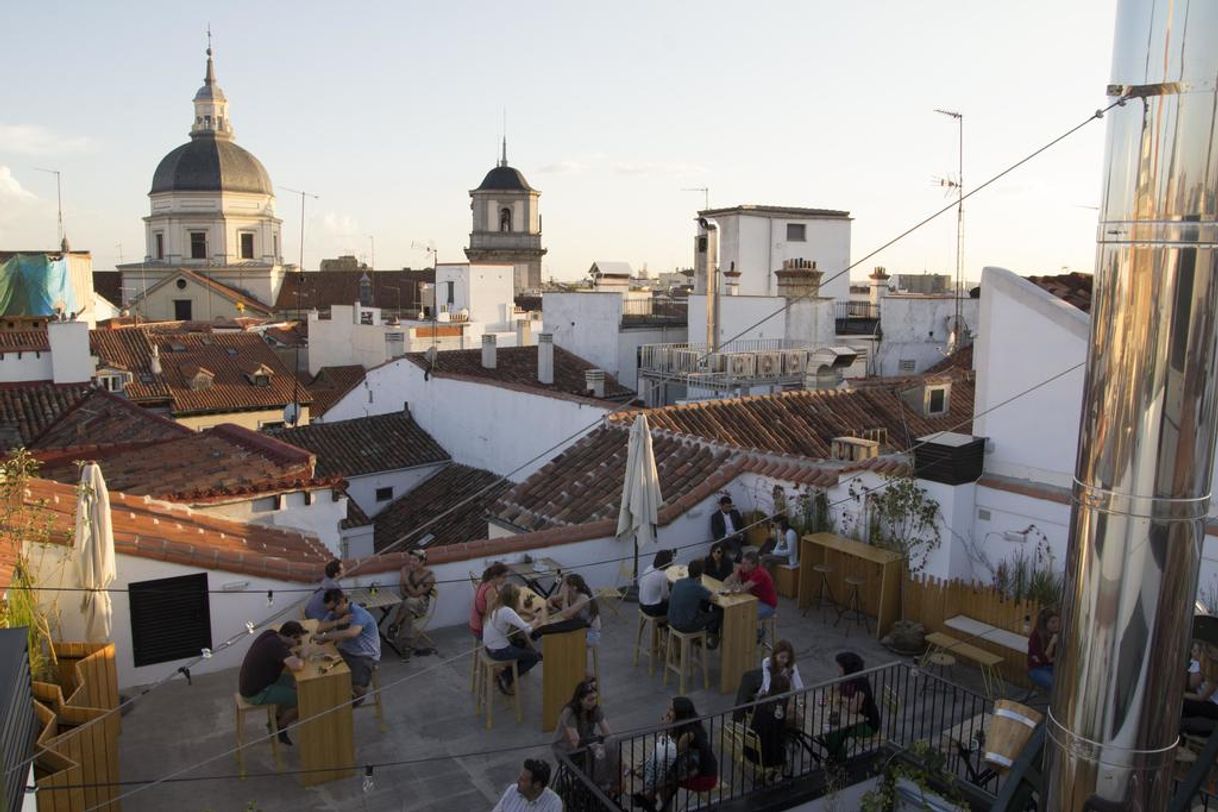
left=666, top=566, right=758, bottom=694
left=295, top=619, right=355, bottom=786
left=541, top=628, right=587, bottom=731
left=797, top=532, right=904, bottom=639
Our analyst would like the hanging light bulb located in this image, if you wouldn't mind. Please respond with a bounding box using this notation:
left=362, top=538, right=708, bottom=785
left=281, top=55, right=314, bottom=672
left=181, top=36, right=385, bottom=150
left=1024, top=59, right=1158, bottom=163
left=267, top=590, right=275, bottom=607
left=201, top=648, right=213, bottom=659
left=246, top=621, right=256, bottom=635
left=362, top=765, right=374, bottom=793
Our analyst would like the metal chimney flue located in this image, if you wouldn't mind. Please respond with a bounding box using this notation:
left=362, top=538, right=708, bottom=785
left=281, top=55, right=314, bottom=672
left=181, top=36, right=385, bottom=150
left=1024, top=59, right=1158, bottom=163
left=1045, top=1, right=1218, bottom=808
left=481, top=334, right=497, bottom=369
left=537, top=333, right=554, bottom=385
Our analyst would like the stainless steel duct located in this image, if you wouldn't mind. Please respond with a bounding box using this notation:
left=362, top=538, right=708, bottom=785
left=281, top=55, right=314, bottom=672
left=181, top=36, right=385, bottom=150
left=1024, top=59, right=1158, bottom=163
left=1045, top=1, right=1218, bottom=808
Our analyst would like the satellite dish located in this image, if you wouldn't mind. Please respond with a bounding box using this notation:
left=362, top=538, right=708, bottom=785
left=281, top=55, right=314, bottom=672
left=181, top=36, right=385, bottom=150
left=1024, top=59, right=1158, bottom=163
left=283, top=402, right=301, bottom=426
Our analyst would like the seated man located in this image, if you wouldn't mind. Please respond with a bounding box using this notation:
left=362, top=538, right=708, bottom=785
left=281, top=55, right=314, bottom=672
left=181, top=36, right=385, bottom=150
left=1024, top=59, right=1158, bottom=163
left=667, top=559, right=722, bottom=649
left=725, top=551, right=779, bottom=628
left=710, top=496, right=746, bottom=561
left=314, top=588, right=382, bottom=703
left=492, top=758, right=562, bottom=812
left=304, top=559, right=344, bottom=621
left=389, top=550, right=436, bottom=658
left=238, top=620, right=306, bottom=745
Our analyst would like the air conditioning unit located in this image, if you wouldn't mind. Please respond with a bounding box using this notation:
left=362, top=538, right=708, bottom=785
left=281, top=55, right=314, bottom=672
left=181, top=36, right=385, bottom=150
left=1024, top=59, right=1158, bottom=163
left=729, top=355, right=755, bottom=377
left=757, top=352, right=781, bottom=378
left=782, top=351, right=807, bottom=376
left=831, top=436, right=881, bottom=462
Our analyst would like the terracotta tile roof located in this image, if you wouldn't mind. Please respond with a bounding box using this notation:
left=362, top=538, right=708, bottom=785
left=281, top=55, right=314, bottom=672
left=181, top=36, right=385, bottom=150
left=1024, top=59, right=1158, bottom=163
left=266, top=411, right=449, bottom=479
left=305, top=365, right=366, bottom=417
left=274, top=270, right=434, bottom=313
left=40, top=423, right=333, bottom=504
left=90, top=327, right=311, bottom=416
left=0, top=330, right=50, bottom=352
left=16, top=478, right=330, bottom=583
left=264, top=322, right=306, bottom=348
left=373, top=463, right=511, bottom=553
left=92, top=271, right=123, bottom=306
left=404, top=345, right=634, bottom=402
left=140, top=269, right=273, bottom=316
left=613, top=375, right=973, bottom=458
left=925, top=344, right=974, bottom=375
left=493, top=425, right=734, bottom=532
left=1026, top=272, right=1093, bottom=313
left=28, top=388, right=192, bottom=462
left=0, top=383, right=93, bottom=451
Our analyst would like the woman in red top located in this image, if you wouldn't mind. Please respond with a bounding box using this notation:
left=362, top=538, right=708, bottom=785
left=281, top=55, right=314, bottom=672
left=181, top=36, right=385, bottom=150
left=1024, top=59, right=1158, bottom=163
left=469, top=562, right=509, bottom=640
left=1027, top=607, right=1060, bottom=690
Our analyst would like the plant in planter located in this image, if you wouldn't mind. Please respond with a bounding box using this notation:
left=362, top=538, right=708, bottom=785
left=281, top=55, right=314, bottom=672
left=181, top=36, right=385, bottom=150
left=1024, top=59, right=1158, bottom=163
left=852, top=476, right=942, bottom=572
left=860, top=740, right=968, bottom=811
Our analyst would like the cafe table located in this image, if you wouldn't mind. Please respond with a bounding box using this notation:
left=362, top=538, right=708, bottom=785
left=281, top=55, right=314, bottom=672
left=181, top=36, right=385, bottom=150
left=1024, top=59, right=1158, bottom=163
left=348, top=585, right=405, bottom=657
left=666, top=566, right=758, bottom=694
left=293, top=619, right=356, bottom=786
left=507, top=557, right=565, bottom=597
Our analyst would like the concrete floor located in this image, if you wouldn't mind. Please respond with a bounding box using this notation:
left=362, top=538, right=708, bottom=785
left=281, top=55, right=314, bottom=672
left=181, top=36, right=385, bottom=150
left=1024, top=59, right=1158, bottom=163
left=111, top=596, right=977, bottom=812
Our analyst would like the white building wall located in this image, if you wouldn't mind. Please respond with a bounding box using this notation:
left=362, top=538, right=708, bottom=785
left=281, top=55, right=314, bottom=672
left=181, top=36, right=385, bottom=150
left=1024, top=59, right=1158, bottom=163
left=873, top=295, right=981, bottom=376
left=711, top=213, right=852, bottom=302
left=321, top=358, right=612, bottom=480
left=345, top=464, right=447, bottom=518
left=543, top=292, right=623, bottom=374
left=687, top=294, right=833, bottom=348
left=197, top=490, right=347, bottom=556
left=0, top=350, right=52, bottom=383
left=436, top=263, right=515, bottom=328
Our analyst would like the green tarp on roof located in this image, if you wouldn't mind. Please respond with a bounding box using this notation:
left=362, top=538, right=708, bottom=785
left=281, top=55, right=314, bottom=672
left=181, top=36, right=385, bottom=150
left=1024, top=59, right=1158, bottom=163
left=0, top=253, right=78, bottom=317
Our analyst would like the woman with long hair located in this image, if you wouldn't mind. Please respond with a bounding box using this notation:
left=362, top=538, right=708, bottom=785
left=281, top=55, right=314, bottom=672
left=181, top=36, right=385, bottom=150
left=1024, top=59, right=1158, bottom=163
left=820, top=651, right=881, bottom=762
left=749, top=672, right=792, bottom=773
left=702, top=542, right=736, bottom=582
left=469, top=562, right=509, bottom=640
left=633, top=696, right=719, bottom=811
left=760, top=639, right=804, bottom=694
left=1027, top=607, right=1060, bottom=690
left=540, top=573, right=602, bottom=645
left=553, top=679, right=619, bottom=792
left=483, top=582, right=541, bottom=695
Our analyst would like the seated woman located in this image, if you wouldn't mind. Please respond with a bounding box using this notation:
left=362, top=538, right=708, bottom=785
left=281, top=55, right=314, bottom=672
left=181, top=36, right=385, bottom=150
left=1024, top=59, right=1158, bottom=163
left=552, top=679, right=619, bottom=794
left=483, top=583, right=541, bottom=695
left=469, top=562, right=510, bottom=642
left=1183, top=641, right=1218, bottom=722
left=748, top=672, right=792, bottom=776
left=538, top=573, right=601, bottom=646
left=760, top=639, right=804, bottom=695
left=760, top=517, right=799, bottom=568
left=639, top=549, right=674, bottom=618
left=632, top=696, right=718, bottom=812
left=820, top=652, right=881, bottom=762
left=702, top=542, right=736, bottom=582
left=1027, top=608, right=1060, bottom=690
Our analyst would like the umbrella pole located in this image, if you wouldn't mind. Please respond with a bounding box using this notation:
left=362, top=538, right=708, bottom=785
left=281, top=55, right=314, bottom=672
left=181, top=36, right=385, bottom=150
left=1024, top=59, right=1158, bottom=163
left=624, top=534, right=641, bottom=604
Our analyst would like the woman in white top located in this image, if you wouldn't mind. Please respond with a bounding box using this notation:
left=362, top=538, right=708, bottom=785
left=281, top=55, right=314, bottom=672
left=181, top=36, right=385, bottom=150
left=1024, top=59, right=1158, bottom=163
left=484, top=582, right=541, bottom=695
left=639, top=549, right=674, bottom=618
left=759, top=639, right=804, bottom=695
left=761, top=517, right=799, bottom=568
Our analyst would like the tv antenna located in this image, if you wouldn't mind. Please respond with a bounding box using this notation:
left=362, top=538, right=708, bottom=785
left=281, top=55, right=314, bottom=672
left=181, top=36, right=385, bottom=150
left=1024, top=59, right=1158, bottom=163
left=34, top=167, right=64, bottom=245
left=278, top=186, right=319, bottom=271
left=934, top=108, right=964, bottom=351
left=682, top=187, right=710, bottom=211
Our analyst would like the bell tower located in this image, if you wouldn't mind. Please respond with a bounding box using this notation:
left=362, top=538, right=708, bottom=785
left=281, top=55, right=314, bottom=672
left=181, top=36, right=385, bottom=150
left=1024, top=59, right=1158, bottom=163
left=465, top=138, right=546, bottom=292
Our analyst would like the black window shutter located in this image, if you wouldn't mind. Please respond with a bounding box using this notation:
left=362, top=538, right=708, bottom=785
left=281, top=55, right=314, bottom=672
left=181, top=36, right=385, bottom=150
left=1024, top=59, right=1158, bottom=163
left=129, top=573, right=213, bottom=667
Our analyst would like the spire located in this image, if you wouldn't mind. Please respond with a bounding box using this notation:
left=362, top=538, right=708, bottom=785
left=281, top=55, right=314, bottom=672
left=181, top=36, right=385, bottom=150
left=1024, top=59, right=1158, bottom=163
left=500, top=135, right=508, bottom=168
left=190, top=30, right=233, bottom=139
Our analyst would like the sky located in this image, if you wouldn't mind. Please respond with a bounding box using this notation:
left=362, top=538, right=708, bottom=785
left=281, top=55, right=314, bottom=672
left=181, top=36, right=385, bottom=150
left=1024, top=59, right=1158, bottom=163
left=0, top=1, right=1116, bottom=282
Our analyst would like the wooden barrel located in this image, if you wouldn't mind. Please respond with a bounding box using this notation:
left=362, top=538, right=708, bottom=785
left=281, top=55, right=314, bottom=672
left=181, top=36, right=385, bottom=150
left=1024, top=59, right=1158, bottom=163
left=984, top=700, right=1043, bottom=773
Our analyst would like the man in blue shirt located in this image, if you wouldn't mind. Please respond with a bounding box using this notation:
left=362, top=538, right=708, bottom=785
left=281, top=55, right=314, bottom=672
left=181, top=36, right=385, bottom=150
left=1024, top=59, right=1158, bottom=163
left=304, top=559, right=344, bottom=621
left=667, top=559, right=722, bottom=649
left=314, top=588, right=381, bottom=703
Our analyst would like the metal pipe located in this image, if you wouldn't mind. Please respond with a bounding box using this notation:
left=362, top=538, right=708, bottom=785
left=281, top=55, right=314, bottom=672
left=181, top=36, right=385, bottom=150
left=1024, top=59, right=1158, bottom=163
left=1044, top=0, right=1218, bottom=808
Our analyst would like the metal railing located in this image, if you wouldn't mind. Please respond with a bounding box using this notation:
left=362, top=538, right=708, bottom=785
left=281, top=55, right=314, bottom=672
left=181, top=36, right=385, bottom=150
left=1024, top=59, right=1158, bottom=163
left=554, top=660, right=999, bottom=811
left=620, top=299, right=688, bottom=323
left=835, top=301, right=879, bottom=320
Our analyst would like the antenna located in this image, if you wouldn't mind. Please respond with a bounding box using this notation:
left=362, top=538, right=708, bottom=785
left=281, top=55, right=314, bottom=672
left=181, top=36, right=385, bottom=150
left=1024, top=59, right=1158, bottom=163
left=682, top=187, right=710, bottom=211
left=34, top=167, right=64, bottom=245
left=934, top=108, right=964, bottom=351
left=278, top=186, right=319, bottom=272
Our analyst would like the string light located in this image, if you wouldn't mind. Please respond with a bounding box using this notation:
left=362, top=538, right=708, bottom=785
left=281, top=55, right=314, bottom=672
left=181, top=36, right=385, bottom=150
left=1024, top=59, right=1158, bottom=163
left=266, top=590, right=274, bottom=606
left=245, top=621, right=255, bottom=635
left=200, top=648, right=212, bottom=659
left=362, top=765, right=374, bottom=793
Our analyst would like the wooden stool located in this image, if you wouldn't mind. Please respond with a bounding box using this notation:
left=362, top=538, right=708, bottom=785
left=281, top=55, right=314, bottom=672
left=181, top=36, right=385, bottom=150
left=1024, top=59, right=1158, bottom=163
left=362, top=665, right=387, bottom=733
left=633, top=610, right=668, bottom=676
left=663, top=627, right=709, bottom=695
left=475, top=649, right=523, bottom=730
left=588, top=642, right=602, bottom=695
left=802, top=564, right=836, bottom=618
left=234, top=693, right=281, bottom=778
left=469, top=635, right=480, bottom=693
left=836, top=575, right=870, bottom=634
left=925, top=651, right=957, bottom=686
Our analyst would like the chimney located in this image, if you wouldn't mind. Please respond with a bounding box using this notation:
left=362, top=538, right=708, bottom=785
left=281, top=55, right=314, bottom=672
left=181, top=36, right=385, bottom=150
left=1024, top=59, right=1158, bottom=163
left=150, top=343, right=162, bottom=375
left=516, top=318, right=534, bottom=347
left=1043, top=1, right=1218, bottom=807
left=774, top=258, right=823, bottom=300
left=537, top=333, right=554, bottom=385
left=868, top=266, right=890, bottom=308
left=48, top=320, right=93, bottom=384
left=584, top=369, right=605, bottom=398
left=481, top=334, right=497, bottom=369
left=693, top=218, right=718, bottom=296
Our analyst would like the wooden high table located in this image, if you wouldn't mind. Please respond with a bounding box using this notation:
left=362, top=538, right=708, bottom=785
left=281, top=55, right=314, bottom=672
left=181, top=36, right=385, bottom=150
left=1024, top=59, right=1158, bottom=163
left=294, top=619, right=356, bottom=786
left=798, top=532, right=904, bottom=639
left=666, top=566, right=758, bottom=694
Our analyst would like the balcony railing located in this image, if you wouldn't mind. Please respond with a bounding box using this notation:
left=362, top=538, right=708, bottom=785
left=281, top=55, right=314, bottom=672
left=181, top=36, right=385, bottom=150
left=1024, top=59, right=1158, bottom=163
left=835, top=301, right=880, bottom=335
left=554, top=660, right=1002, bottom=811
left=620, top=299, right=688, bottom=325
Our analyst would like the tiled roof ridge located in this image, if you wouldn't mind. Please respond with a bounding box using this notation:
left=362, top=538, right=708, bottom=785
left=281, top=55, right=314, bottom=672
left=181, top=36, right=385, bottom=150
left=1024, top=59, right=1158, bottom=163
left=27, top=387, right=192, bottom=449
left=397, top=355, right=627, bottom=406
left=158, top=473, right=345, bottom=504
left=0, top=329, right=51, bottom=351
left=207, top=422, right=316, bottom=470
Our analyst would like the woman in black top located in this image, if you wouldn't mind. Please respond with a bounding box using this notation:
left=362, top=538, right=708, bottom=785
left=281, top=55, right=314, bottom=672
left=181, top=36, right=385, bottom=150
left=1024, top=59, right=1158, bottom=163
left=748, top=672, right=791, bottom=775
left=632, top=696, right=718, bottom=812
left=821, top=651, right=881, bottom=762
left=702, top=542, right=736, bottom=582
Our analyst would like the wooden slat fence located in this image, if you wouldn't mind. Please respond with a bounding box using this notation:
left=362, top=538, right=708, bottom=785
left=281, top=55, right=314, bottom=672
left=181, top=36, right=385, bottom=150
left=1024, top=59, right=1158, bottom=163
left=902, top=574, right=1041, bottom=687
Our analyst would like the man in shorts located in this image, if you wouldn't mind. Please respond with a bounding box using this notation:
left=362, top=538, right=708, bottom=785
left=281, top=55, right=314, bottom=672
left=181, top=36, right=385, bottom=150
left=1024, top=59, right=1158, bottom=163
left=238, top=620, right=306, bottom=744
left=314, top=588, right=382, bottom=704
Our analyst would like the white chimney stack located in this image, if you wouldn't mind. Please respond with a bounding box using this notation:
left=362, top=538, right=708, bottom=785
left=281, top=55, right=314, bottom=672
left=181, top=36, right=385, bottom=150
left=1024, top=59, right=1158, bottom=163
left=481, top=334, right=497, bottom=369
left=150, top=343, right=162, bottom=375
left=516, top=319, right=534, bottom=347
left=48, top=320, right=93, bottom=384
left=537, top=333, right=554, bottom=385
left=585, top=369, right=605, bottom=398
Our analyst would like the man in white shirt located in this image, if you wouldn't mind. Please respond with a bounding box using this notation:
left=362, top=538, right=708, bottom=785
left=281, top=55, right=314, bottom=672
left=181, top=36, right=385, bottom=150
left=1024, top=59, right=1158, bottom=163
left=638, top=549, right=674, bottom=617
left=491, top=759, right=563, bottom=811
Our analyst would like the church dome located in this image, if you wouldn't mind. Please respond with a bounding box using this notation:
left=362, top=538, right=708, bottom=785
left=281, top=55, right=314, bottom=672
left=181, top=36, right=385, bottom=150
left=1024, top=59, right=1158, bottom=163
left=150, top=134, right=273, bottom=195
left=474, top=164, right=535, bottom=193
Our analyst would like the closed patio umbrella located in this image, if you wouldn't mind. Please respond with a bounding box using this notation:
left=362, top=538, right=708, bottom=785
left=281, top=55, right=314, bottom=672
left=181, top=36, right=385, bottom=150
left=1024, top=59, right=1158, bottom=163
left=74, top=463, right=116, bottom=643
left=616, top=413, right=663, bottom=583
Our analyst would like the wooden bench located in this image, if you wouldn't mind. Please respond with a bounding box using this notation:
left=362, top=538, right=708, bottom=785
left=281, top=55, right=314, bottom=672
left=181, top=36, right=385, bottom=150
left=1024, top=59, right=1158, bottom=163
left=773, top=563, right=799, bottom=599
left=944, top=615, right=1030, bottom=686
left=921, top=631, right=1006, bottom=699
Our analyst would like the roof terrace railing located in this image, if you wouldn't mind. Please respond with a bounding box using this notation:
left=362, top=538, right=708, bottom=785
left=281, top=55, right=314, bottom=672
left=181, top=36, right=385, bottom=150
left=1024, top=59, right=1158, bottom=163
left=553, top=660, right=1001, bottom=812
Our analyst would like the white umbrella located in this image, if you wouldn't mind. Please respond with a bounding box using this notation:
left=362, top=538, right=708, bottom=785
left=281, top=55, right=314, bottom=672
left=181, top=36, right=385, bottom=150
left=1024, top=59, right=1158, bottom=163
left=617, top=413, right=663, bottom=577
left=74, top=463, right=116, bottom=643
